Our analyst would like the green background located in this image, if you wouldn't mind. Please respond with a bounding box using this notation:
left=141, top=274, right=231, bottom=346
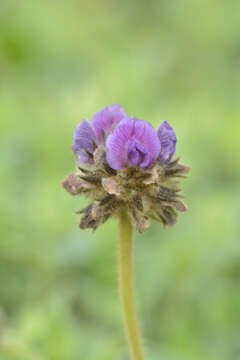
left=0, top=1, right=240, bottom=359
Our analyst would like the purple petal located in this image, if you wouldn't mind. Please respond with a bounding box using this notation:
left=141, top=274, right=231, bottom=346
left=128, top=139, right=150, bottom=167
left=92, top=104, right=127, bottom=142
left=157, top=121, right=177, bottom=163
left=106, top=118, right=161, bottom=170
left=72, top=120, right=96, bottom=163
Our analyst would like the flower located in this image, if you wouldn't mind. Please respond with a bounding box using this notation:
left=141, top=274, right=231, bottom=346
left=157, top=121, right=177, bottom=164
left=72, top=120, right=97, bottom=164
left=63, top=105, right=190, bottom=232
left=106, top=118, right=161, bottom=170
left=92, top=104, right=127, bottom=142
left=72, top=105, right=126, bottom=164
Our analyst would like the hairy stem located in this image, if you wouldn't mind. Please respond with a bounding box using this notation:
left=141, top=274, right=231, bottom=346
left=118, top=210, right=145, bottom=360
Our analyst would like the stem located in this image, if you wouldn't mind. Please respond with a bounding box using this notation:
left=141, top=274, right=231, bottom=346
left=118, top=210, right=145, bottom=360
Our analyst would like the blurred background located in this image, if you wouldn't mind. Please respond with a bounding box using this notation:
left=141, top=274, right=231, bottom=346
left=0, top=1, right=240, bottom=359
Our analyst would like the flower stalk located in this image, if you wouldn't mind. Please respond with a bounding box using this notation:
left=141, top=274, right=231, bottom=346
left=62, top=104, right=190, bottom=358
left=118, top=209, right=145, bottom=360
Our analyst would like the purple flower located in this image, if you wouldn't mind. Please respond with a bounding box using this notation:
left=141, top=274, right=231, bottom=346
left=72, top=105, right=127, bottom=164
left=106, top=118, right=161, bottom=170
left=72, top=106, right=177, bottom=169
left=92, top=104, right=127, bottom=142
left=72, top=119, right=96, bottom=163
left=157, top=121, right=177, bottom=163
left=65, top=106, right=190, bottom=232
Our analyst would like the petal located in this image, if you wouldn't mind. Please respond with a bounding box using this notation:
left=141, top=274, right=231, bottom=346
left=106, top=119, right=133, bottom=170
left=128, top=140, right=150, bottom=167
left=92, top=104, right=127, bottom=142
left=72, top=120, right=96, bottom=163
left=74, top=148, right=93, bottom=164
left=106, top=118, right=160, bottom=170
left=131, top=118, right=161, bottom=163
left=128, top=139, right=141, bottom=166
left=157, top=121, right=177, bottom=163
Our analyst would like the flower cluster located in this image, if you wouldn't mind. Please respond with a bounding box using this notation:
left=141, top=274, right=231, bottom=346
left=62, top=105, right=190, bottom=232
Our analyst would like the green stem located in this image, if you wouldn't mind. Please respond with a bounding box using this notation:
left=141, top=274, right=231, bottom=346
left=118, top=210, right=145, bottom=360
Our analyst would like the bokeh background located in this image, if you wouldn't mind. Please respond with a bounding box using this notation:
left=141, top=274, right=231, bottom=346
left=0, top=1, right=240, bottom=359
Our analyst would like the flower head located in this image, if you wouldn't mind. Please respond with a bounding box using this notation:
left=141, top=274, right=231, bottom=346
left=63, top=105, right=190, bottom=232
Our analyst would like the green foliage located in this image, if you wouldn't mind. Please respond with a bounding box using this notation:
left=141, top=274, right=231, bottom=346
left=0, top=1, right=240, bottom=359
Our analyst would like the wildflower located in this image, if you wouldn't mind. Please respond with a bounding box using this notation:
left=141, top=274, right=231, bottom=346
left=158, top=120, right=177, bottom=164
left=106, top=118, right=160, bottom=170
left=62, top=105, right=190, bottom=232
left=72, top=120, right=97, bottom=164
left=92, top=104, right=127, bottom=142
